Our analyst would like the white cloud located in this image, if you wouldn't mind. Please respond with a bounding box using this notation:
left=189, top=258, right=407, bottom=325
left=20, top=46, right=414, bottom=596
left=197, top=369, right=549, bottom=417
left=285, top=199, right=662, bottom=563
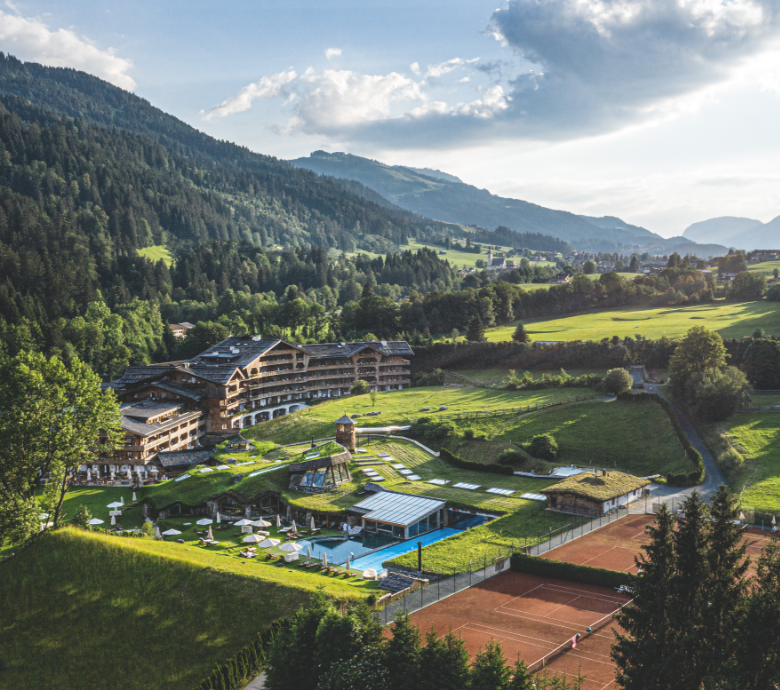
left=325, top=47, right=342, bottom=60
left=410, top=62, right=420, bottom=75
left=291, top=68, right=424, bottom=130
left=202, top=69, right=297, bottom=120
left=0, top=9, right=135, bottom=90
left=487, top=0, right=780, bottom=138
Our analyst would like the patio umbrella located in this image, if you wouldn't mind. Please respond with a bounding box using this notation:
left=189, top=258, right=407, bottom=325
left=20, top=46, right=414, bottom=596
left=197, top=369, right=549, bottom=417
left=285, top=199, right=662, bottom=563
left=291, top=519, right=297, bottom=533
left=207, top=526, right=214, bottom=540
left=162, top=528, right=182, bottom=537
left=88, top=518, right=104, bottom=525
left=275, top=514, right=281, bottom=528
left=127, top=468, right=132, bottom=481
left=111, top=515, right=116, bottom=526
left=197, top=518, right=213, bottom=526
left=253, top=518, right=271, bottom=528
left=258, top=538, right=281, bottom=548
left=216, top=511, right=221, bottom=524
left=310, top=517, right=315, bottom=530
left=279, top=542, right=303, bottom=552
left=120, top=496, right=125, bottom=506
left=234, top=519, right=252, bottom=526
left=322, top=552, right=327, bottom=568
left=107, top=501, right=122, bottom=509
left=306, top=545, right=311, bottom=559
left=346, top=556, right=351, bottom=571
left=132, top=492, right=137, bottom=502
left=739, top=512, right=746, bottom=522
left=243, top=534, right=264, bottom=543
left=86, top=468, right=91, bottom=481
left=773, top=516, right=777, bottom=526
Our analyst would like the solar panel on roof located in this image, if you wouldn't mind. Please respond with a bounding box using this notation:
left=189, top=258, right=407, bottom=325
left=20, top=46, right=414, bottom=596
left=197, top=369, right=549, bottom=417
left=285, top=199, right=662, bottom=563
left=407, top=475, right=421, bottom=481
left=486, top=487, right=516, bottom=496
left=453, top=482, right=481, bottom=491
left=399, top=469, right=413, bottom=475
left=428, top=479, right=449, bottom=486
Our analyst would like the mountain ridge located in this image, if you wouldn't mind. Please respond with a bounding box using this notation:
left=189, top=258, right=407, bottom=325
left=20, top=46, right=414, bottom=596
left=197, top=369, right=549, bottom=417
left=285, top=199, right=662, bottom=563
left=682, top=215, right=780, bottom=251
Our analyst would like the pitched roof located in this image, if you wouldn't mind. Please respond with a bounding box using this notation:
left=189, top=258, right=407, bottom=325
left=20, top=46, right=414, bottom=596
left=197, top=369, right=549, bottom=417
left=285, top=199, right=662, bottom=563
left=146, top=380, right=205, bottom=401
left=540, top=471, right=650, bottom=501
left=191, top=336, right=288, bottom=368
left=335, top=414, right=355, bottom=425
left=121, top=400, right=185, bottom=420
left=300, top=341, right=413, bottom=359
left=114, top=365, right=178, bottom=385
left=351, top=490, right=445, bottom=527
left=120, top=409, right=203, bottom=438
left=288, top=451, right=351, bottom=473
left=156, top=449, right=213, bottom=468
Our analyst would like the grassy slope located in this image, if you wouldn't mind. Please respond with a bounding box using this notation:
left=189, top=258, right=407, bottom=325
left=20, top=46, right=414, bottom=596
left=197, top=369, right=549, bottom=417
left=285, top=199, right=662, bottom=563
left=485, top=300, right=780, bottom=343
left=243, top=385, right=588, bottom=446
left=724, top=413, right=780, bottom=512
left=0, top=528, right=312, bottom=690
left=402, top=239, right=517, bottom=270
left=136, top=244, right=173, bottom=266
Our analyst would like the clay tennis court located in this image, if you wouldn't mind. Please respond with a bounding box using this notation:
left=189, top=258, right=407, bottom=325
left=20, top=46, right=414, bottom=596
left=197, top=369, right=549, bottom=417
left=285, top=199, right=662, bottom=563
left=540, top=513, right=777, bottom=575
left=410, top=571, right=631, bottom=690
left=541, top=514, right=654, bottom=574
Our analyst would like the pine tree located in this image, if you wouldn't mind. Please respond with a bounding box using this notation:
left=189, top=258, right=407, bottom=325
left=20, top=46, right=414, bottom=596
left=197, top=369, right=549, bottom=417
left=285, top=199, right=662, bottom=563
left=506, top=657, right=532, bottom=689
left=470, top=641, right=511, bottom=690
left=701, top=486, right=750, bottom=684
left=418, top=628, right=470, bottom=690
left=384, top=613, right=421, bottom=690
left=466, top=316, right=485, bottom=343
left=511, top=322, right=529, bottom=343
left=612, top=504, right=677, bottom=689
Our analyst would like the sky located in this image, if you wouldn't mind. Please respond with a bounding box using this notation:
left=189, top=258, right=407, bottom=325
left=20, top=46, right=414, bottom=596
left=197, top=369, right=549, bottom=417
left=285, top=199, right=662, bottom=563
left=2, top=0, right=780, bottom=236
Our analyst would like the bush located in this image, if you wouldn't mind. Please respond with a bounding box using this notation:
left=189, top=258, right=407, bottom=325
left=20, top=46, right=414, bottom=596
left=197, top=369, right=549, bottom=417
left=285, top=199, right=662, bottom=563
left=497, top=449, right=526, bottom=466
left=528, top=434, right=558, bottom=461
left=141, top=521, right=155, bottom=538
left=439, top=447, right=514, bottom=475
left=408, top=417, right=457, bottom=446
left=349, top=380, right=369, bottom=395
left=686, top=366, right=748, bottom=422
left=603, top=368, right=633, bottom=395
left=416, top=368, right=445, bottom=386
left=72, top=505, right=92, bottom=529
left=510, top=554, right=635, bottom=589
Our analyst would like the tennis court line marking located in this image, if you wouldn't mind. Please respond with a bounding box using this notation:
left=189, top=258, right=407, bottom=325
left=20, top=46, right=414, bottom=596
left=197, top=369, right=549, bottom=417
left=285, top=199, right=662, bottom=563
left=492, top=606, right=619, bottom=641
left=542, top=664, right=614, bottom=690
left=460, top=624, right=560, bottom=653
left=579, top=546, right=641, bottom=569
left=515, top=581, right=628, bottom=603
left=463, top=621, right=562, bottom=647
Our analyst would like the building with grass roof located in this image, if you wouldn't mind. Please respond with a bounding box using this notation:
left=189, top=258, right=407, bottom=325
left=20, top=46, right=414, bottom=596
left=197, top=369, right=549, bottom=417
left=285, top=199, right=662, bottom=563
left=540, top=470, right=650, bottom=517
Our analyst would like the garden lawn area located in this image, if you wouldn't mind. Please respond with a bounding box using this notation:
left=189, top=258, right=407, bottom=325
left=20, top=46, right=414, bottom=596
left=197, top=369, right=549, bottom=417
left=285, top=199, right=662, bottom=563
left=0, top=527, right=317, bottom=690
left=244, top=385, right=592, bottom=446
left=388, top=507, right=571, bottom=575
left=724, top=413, right=780, bottom=512
left=484, top=300, right=780, bottom=343
left=454, top=398, right=693, bottom=477
left=402, top=239, right=515, bottom=270
left=747, top=392, right=780, bottom=408
left=136, top=244, right=173, bottom=266
left=282, top=438, right=560, bottom=515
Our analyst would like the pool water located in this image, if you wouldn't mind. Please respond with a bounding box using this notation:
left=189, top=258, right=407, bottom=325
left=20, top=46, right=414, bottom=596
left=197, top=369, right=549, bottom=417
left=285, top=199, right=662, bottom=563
left=297, top=535, right=389, bottom=565
left=351, top=526, right=462, bottom=573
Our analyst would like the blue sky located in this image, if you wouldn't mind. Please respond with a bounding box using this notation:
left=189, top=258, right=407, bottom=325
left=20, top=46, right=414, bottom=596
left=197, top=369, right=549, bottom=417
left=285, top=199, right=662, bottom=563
left=2, top=0, right=780, bottom=235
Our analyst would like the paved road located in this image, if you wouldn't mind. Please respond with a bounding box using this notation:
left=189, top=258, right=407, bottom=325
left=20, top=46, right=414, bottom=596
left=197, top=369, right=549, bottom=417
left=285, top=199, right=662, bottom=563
left=645, top=382, right=726, bottom=501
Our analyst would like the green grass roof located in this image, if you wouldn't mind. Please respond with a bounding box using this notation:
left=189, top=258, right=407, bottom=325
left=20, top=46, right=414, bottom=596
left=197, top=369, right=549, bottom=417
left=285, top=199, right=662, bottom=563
left=541, top=471, right=650, bottom=501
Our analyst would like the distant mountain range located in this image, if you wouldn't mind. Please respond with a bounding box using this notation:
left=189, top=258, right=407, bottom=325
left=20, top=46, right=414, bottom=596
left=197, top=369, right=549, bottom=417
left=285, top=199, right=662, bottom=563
left=682, top=216, right=780, bottom=251
left=291, top=151, right=728, bottom=256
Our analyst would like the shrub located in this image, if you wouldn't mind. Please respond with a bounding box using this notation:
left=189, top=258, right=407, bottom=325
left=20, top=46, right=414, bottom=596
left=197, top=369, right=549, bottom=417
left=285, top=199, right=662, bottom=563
left=71, top=505, right=92, bottom=529
left=416, top=368, right=445, bottom=387
left=603, top=368, right=633, bottom=395
left=686, top=366, right=748, bottom=422
left=141, top=521, right=155, bottom=538
left=349, top=380, right=369, bottom=395
left=528, top=434, right=558, bottom=461
left=497, top=449, right=526, bottom=466
left=408, top=417, right=457, bottom=445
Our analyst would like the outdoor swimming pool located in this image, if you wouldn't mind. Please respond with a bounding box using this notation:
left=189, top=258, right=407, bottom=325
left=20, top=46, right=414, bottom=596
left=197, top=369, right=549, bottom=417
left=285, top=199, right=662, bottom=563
left=297, top=535, right=384, bottom=565
left=351, top=526, right=462, bottom=572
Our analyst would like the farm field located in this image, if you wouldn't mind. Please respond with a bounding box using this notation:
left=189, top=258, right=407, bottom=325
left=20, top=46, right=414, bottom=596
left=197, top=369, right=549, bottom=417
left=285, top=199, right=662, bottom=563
left=0, top=528, right=315, bottom=690
left=244, top=385, right=587, bottom=445
left=485, top=300, right=780, bottom=343
left=743, top=260, right=780, bottom=278
left=402, top=239, right=516, bottom=270
left=724, top=412, right=780, bottom=513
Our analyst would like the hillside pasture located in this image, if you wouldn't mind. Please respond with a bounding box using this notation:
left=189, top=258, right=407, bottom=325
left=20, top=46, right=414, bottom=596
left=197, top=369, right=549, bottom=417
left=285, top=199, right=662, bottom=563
left=136, top=244, right=173, bottom=266
left=485, top=300, right=780, bottom=343
left=0, top=528, right=314, bottom=690
left=724, top=413, right=780, bottom=512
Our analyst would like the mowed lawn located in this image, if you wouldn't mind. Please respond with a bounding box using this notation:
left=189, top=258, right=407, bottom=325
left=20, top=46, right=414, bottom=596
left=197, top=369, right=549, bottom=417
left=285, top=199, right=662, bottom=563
left=0, top=528, right=314, bottom=690
left=244, top=385, right=588, bottom=445
left=485, top=300, right=780, bottom=343
left=726, top=413, right=780, bottom=512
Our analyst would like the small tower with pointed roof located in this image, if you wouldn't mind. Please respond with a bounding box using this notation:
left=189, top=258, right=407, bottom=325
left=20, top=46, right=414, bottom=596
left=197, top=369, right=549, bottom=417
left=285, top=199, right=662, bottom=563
left=335, top=409, right=356, bottom=451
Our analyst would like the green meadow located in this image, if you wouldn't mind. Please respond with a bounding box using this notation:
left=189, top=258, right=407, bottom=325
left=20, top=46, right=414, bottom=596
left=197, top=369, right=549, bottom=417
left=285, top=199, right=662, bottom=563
left=485, top=300, right=780, bottom=343
left=136, top=244, right=173, bottom=266
left=724, top=413, right=780, bottom=513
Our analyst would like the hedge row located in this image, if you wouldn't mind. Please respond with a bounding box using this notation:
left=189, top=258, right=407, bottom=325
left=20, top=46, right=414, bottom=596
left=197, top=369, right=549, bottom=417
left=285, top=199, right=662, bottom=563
left=439, top=447, right=515, bottom=476
left=510, top=553, right=636, bottom=589
left=615, top=393, right=705, bottom=486
left=192, top=620, right=289, bottom=690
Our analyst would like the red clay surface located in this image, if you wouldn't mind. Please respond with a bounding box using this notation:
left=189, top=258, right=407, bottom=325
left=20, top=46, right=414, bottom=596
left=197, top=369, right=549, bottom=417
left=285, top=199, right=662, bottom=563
left=541, top=513, right=778, bottom=576
left=409, top=571, right=631, bottom=690
left=540, top=514, right=654, bottom=574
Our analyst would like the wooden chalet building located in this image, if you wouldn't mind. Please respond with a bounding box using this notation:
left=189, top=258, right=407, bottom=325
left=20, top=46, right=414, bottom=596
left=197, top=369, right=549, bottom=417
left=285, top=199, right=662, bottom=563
left=93, top=337, right=412, bottom=478
left=540, top=471, right=650, bottom=517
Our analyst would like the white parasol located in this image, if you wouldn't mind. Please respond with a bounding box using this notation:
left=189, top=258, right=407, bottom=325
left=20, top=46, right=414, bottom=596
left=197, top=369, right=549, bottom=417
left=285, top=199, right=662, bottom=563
left=275, top=514, right=281, bottom=528
left=216, top=511, right=221, bottom=524
left=279, top=542, right=303, bottom=552
left=290, top=519, right=297, bottom=533
left=162, top=528, right=182, bottom=536
left=88, top=518, right=104, bottom=525
left=739, top=512, right=746, bottom=522
left=306, top=545, right=311, bottom=559
left=86, top=468, right=91, bottom=481
left=127, top=468, right=132, bottom=481
left=243, top=534, right=264, bottom=543
left=110, top=515, right=116, bottom=526
left=322, top=552, right=328, bottom=568
left=120, top=496, right=125, bottom=506
left=107, top=501, right=122, bottom=509
left=253, top=518, right=272, bottom=528
left=207, top=526, right=214, bottom=540
left=132, top=492, right=137, bottom=502
left=310, top=517, right=315, bottom=530
left=197, top=518, right=213, bottom=526
left=258, top=538, right=281, bottom=548
left=346, top=556, right=351, bottom=571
